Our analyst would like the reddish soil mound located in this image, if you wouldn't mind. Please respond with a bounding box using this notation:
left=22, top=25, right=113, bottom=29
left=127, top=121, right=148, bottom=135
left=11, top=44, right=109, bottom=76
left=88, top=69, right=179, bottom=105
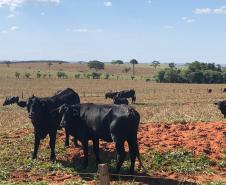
left=138, top=122, right=226, bottom=162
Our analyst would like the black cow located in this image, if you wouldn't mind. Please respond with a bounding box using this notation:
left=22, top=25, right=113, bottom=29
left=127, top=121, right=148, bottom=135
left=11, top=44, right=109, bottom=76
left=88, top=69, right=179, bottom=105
left=9, top=88, right=80, bottom=161
left=59, top=103, right=144, bottom=174
left=223, top=88, right=226, bottom=93
left=3, top=96, right=19, bottom=106
left=3, top=89, right=80, bottom=148
left=214, top=101, right=226, bottom=118
left=105, top=91, right=118, bottom=99
left=116, top=89, right=136, bottom=104
left=113, top=97, right=129, bottom=105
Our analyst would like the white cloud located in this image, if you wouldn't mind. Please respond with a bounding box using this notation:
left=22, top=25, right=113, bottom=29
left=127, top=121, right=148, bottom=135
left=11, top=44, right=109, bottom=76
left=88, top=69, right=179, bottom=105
left=7, top=13, right=16, bottom=18
left=10, top=26, right=19, bottom=30
left=213, top=6, right=226, bottom=14
left=182, top=17, right=195, bottom=23
left=194, top=6, right=226, bottom=15
left=194, top=8, right=211, bottom=14
left=67, top=28, right=104, bottom=33
left=1, top=25, right=19, bottom=34
left=0, top=0, right=60, bottom=11
left=104, top=1, right=112, bottom=7
left=73, top=28, right=88, bottom=33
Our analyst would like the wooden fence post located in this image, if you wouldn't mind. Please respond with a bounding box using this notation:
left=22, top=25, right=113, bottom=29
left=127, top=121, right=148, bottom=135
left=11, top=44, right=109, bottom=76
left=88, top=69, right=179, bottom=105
left=98, top=164, right=110, bottom=185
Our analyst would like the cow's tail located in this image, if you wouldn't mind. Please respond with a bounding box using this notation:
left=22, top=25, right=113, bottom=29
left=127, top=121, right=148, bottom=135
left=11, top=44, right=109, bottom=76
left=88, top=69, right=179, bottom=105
left=136, top=142, right=147, bottom=172
left=128, top=108, right=146, bottom=172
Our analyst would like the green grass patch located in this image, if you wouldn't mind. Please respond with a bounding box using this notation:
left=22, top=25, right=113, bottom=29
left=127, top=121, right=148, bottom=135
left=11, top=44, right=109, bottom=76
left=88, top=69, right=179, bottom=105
left=206, top=181, right=226, bottom=185
left=143, top=150, right=213, bottom=174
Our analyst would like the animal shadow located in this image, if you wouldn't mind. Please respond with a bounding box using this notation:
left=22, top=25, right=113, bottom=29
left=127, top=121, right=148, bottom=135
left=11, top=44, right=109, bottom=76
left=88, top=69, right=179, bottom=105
left=57, top=146, right=198, bottom=185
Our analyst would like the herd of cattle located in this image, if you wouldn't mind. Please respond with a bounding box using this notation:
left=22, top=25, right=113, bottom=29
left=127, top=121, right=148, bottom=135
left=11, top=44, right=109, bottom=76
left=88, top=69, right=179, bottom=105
left=2, top=88, right=144, bottom=174
left=3, top=87, right=226, bottom=174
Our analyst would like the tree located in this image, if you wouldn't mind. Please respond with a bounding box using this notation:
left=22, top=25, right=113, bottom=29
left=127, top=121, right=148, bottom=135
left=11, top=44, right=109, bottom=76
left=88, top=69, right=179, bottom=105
left=48, top=62, right=53, bottom=71
left=130, top=59, right=138, bottom=76
left=151, top=61, right=160, bottom=69
left=111, top=60, right=124, bottom=65
left=88, top=60, right=104, bottom=71
left=168, top=62, right=176, bottom=69
left=5, top=61, right=11, bottom=68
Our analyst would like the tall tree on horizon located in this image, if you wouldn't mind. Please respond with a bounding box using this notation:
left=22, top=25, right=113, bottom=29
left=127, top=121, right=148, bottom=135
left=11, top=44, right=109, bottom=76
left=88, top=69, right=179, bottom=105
left=130, top=59, right=138, bottom=76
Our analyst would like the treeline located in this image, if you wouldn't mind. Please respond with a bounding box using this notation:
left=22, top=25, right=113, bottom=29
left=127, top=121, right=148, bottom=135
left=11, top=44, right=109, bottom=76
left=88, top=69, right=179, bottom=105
left=155, top=61, right=226, bottom=83
left=0, top=60, right=69, bottom=64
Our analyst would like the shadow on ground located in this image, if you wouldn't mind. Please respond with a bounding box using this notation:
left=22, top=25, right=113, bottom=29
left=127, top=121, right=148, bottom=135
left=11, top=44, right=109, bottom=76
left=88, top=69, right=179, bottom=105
left=57, top=145, right=197, bottom=185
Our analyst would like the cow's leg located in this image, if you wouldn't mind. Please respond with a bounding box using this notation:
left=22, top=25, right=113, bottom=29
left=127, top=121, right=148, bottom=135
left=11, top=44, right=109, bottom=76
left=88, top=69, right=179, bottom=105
left=65, top=129, right=69, bottom=147
left=114, top=139, right=126, bottom=174
left=127, top=137, right=138, bottom=174
left=92, top=138, right=100, bottom=165
left=49, top=131, right=57, bottom=162
left=32, top=134, right=40, bottom=159
left=80, top=139, right=88, bottom=168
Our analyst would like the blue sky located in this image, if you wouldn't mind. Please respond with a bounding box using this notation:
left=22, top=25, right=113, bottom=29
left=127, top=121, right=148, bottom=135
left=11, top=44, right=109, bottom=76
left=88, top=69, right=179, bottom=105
left=0, top=0, right=226, bottom=64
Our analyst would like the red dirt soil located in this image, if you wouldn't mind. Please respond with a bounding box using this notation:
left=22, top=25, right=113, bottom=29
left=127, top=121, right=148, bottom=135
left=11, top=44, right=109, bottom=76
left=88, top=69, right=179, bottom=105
left=10, top=122, right=226, bottom=184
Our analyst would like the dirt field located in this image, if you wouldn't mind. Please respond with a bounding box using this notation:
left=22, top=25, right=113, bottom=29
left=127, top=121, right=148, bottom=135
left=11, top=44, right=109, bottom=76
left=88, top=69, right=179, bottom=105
left=0, top=63, right=225, bottom=185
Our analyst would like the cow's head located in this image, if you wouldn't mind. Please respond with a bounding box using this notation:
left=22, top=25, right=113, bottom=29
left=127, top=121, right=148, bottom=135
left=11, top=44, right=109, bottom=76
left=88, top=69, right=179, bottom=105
left=214, top=100, right=226, bottom=118
left=26, top=96, right=46, bottom=121
left=3, top=96, right=19, bottom=106
left=59, top=104, right=80, bottom=128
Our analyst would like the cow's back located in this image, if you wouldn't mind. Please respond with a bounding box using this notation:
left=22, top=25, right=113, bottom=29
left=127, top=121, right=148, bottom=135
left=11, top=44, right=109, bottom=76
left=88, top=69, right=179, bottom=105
left=79, top=103, right=139, bottom=140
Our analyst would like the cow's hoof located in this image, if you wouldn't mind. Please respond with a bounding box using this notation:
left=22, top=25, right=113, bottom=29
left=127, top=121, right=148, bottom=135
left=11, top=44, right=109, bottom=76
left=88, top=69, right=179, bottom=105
left=50, top=156, right=56, bottom=162
left=31, top=155, right=37, bottom=160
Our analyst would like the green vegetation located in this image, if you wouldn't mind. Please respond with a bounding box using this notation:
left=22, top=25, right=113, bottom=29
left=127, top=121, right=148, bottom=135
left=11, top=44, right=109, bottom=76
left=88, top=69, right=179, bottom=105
left=15, top=72, right=20, bottom=79
left=155, top=61, right=225, bottom=83
left=111, top=60, right=124, bottom=65
left=24, top=72, right=31, bottom=79
left=57, top=71, right=68, bottom=78
left=144, top=150, right=213, bottom=174
left=129, top=59, right=138, bottom=76
left=150, top=61, right=160, bottom=69
left=88, top=60, right=104, bottom=71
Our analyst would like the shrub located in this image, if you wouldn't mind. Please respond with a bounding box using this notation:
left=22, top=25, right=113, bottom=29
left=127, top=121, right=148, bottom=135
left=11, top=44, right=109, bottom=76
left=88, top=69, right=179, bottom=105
left=122, top=67, right=131, bottom=73
left=25, top=72, right=31, bottom=79
left=103, top=73, right=110, bottom=79
left=91, top=72, right=101, bottom=79
left=74, top=73, right=81, bottom=79
left=57, top=71, right=68, bottom=78
left=15, top=72, right=20, bottom=79
left=36, top=71, right=42, bottom=78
